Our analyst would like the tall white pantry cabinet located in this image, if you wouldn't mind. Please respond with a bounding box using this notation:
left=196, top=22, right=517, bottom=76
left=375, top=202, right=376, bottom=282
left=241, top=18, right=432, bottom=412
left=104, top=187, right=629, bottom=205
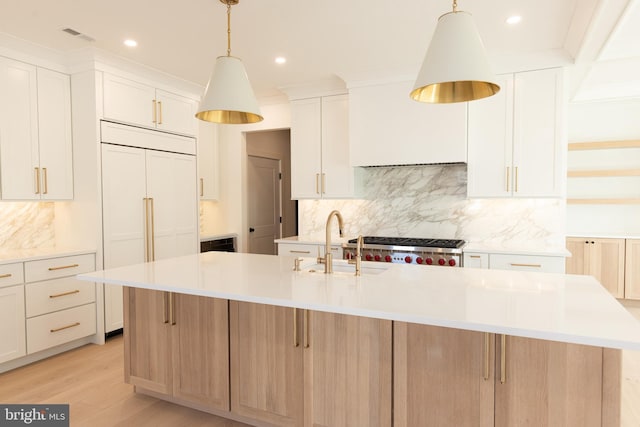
left=101, top=124, right=199, bottom=334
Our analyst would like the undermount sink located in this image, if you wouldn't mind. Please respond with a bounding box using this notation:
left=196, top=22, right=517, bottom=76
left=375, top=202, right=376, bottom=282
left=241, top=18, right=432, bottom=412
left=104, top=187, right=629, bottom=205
left=300, top=260, right=389, bottom=276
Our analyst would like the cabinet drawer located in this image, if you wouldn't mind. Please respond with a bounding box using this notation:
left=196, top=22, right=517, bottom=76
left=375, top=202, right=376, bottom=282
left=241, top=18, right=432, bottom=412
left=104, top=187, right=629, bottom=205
left=24, top=253, right=95, bottom=282
left=277, top=243, right=342, bottom=258
left=490, top=254, right=565, bottom=273
left=0, top=263, right=24, bottom=288
left=26, top=277, right=96, bottom=318
left=463, top=253, right=489, bottom=269
left=26, top=303, right=96, bottom=354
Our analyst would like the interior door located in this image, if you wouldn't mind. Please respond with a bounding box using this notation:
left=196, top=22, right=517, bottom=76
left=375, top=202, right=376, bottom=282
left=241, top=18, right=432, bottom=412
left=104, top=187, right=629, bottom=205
left=247, top=155, right=281, bottom=255
left=101, top=144, right=147, bottom=333
left=145, top=150, right=198, bottom=260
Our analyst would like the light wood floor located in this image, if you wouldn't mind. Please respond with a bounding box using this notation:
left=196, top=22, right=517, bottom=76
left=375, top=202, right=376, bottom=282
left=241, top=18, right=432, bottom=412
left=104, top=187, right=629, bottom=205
left=0, top=335, right=249, bottom=427
left=2, top=310, right=640, bottom=427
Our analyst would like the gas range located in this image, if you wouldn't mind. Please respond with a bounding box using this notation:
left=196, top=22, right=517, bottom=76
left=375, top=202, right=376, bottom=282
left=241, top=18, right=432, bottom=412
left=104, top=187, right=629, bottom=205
left=343, top=236, right=465, bottom=267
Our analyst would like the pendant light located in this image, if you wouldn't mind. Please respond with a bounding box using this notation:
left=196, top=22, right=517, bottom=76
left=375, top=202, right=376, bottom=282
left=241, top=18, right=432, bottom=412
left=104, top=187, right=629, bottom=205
left=196, top=0, right=263, bottom=124
left=410, top=0, right=500, bottom=104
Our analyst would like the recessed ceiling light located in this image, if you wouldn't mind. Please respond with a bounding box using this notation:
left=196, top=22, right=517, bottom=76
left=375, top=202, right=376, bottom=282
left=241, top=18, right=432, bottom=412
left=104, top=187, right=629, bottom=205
left=124, top=39, right=138, bottom=47
left=506, top=15, right=522, bottom=25
left=275, top=57, right=286, bottom=65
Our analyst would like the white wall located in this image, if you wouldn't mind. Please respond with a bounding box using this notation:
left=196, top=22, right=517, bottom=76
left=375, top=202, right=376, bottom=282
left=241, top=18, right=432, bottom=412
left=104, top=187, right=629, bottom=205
left=567, top=98, right=640, bottom=236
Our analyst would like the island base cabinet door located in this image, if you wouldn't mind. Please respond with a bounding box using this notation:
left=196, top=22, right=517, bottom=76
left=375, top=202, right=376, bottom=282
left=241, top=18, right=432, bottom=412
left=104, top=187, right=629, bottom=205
left=304, top=311, right=392, bottom=427
left=229, top=301, right=304, bottom=426
left=124, top=287, right=172, bottom=395
left=626, top=239, right=640, bottom=299
left=172, top=294, right=229, bottom=411
left=393, top=323, right=495, bottom=427
left=494, top=336, right=604, bottom=427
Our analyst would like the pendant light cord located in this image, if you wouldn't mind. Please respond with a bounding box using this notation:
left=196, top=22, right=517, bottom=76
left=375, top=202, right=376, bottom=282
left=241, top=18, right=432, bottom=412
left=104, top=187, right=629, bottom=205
left=226, top=2, right=232, bottom=56
left=452, top=0, right=458, bottom=12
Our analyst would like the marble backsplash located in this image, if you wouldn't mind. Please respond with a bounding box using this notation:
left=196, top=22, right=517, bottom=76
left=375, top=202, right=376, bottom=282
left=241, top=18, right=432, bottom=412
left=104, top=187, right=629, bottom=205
left=0, top=202, right=56, bottom=249
left=298, top=164, right=566, bottom=249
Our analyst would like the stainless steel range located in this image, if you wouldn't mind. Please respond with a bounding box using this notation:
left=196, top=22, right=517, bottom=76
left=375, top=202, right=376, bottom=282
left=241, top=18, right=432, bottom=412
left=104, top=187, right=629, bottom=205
left=343, top=236, right=465, bottom=267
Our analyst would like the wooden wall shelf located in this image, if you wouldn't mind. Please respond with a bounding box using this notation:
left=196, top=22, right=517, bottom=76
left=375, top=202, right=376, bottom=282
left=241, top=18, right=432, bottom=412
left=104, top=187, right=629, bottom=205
left=567, top=198, right=640, bottom=205
left=568, top=140, right=640, bottom=151
left=567, top=169, right=640, bottom=178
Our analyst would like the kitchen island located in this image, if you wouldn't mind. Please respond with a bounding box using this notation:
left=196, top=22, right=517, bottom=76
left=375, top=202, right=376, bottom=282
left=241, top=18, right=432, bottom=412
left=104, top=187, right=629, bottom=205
left=79, top=251, right=640, bottom=427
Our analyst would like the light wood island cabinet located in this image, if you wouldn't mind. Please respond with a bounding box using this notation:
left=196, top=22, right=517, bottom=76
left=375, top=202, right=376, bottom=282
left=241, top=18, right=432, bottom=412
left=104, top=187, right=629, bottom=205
left=124, top=287, right=229, bottom=411
left=395, top=322, right=620, bottom=427
left=625, top=239, right=640, bottom=300
left=229, top=301, right=392, bottom=427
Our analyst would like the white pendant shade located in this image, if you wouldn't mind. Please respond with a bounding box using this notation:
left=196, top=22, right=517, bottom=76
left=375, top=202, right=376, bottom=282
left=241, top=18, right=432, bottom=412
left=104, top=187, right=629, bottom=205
left=411, top=11, right=500, bottom=103
left=196, top=55, right=263, bottom=124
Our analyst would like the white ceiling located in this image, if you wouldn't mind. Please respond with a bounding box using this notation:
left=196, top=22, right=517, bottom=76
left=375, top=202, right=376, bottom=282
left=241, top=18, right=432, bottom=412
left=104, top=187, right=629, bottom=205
left=0, top=0, right=637, bottom=102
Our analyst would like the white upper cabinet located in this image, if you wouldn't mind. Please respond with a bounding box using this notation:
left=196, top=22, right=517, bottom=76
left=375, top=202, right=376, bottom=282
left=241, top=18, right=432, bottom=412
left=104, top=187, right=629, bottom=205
left=0, top=59, right=73, bottom=200
left=468, top=68, right=565, bottom=198
left=290, top=94, right=356, bottom=199
left=197, top=120, right=220, bottom=201
left=103, top=73, right=198, bottom=137
left=349, top=80, right=468, bottom=167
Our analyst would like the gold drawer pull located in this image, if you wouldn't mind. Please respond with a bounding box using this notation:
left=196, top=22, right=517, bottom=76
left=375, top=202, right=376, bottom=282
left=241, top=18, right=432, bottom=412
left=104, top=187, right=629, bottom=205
left=49, top=290, right=80, bottom=299
left=470, top=255, right=481, bottom=259
left=290, top=250, right=311, bottom=254
left=48, top=263, right=79, bottom=271
left=50, top=322, right=80, bottom=333
left=510, top=263, right=542, bottom=268
left=0, top=273, right=12, bottom=279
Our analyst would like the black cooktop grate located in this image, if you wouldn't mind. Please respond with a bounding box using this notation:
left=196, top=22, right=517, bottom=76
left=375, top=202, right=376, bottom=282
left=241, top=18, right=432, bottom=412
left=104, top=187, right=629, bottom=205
left=347, top=236, right=465, bottom=249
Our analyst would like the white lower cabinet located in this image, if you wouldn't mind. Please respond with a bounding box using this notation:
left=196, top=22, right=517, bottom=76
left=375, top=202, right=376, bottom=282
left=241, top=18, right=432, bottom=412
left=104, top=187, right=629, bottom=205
left=464, top=252, right=565, bottom=273
left=26, top=303, right=96, bottom=354
left=0, top=284, right=26, bottom=364
left=277, top=242, right=343, bottom=259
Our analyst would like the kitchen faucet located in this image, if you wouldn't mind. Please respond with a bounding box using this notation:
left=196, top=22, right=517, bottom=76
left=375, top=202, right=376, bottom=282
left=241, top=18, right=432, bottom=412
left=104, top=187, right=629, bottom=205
left=348, top=235, right=363, bottom=276
left=321, top=210, right=344, bottom=273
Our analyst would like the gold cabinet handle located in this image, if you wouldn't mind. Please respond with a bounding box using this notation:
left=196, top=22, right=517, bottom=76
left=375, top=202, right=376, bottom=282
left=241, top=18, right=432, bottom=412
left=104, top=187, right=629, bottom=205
left=170, top=292, right=176, bottom=325
left=293, top=308, right=299, bottom=347
left=49, top=289, right=80, bottom=299
left=500, top=334, right=507, bottom=384
left=0, top=273, right=12, bottom=279
left=152, top=99, right=157, bottom=124
left=158, top=101, right=163, bottom=124
left=483, top=332, right=490, bottom=381
left=34, top=167, right=41, bottom=194
left=163, top=292, right=169, bottom=324
left=48, top=263, right=79, bottom=271
left=42, top=167, right=48, bottom=194
left=50, top=322, right=80, bottom=333
left=515, top=166, right=519, bottom=192
left=510, top=263, right=541, bottom=268
left=290, top=250, right=311, bottom=254
left=315, top=173, right=320, bottom=194
left=303, top=310, right=310, bottom=348
left=143, top=198, right=150, bottom=262
left=200, top=178, right=204, bottom=197
left=506, top=167, right=510, bottom=192
left=149, top=198, right=156, bottom=261
left=321, top=173, right=326, bottom=194
left=470, top=255, right=481, bottom=259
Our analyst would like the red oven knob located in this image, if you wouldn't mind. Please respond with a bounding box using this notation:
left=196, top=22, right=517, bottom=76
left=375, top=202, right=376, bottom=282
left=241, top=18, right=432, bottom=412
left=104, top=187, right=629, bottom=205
left=426, top=258, right=433, bottom=265
left=385, top=255, right=392, bottom=263
left=416, top=257, right=423, bottom=264
left=404, top=256, right=413, bottom=264
left=449, top=259, right=456, bottom=266
left=365, top=253, right=374, bottom=261
left=438, top=258, right=446, bottom=266
left=374, top=254, right=382, bottom=262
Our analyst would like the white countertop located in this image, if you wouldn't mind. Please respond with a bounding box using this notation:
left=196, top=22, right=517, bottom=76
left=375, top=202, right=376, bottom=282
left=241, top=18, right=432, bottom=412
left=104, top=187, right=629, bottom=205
left=200, top=233, right=238, bottom=242
left=274, top=235, right=352, bottom=245
left=78, top=251, right=640, bottom=351
left=0, top=247, right=97, bottom=265
left=568, top=234, right=640, bottom=240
